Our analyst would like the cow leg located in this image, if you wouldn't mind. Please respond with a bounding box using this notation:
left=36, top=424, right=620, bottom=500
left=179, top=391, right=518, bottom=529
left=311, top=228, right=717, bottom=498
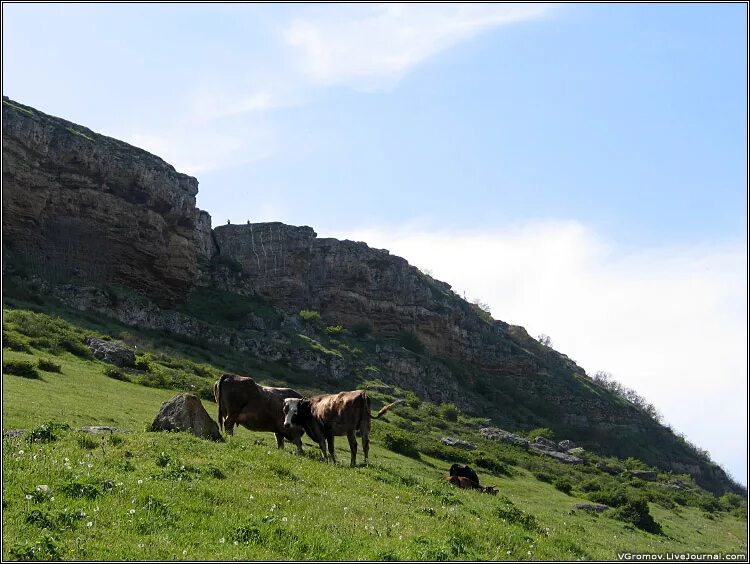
left=347, top=430, right=358, bottom=467
left=317, top=438, right=328, bottom=461
left=361, top=432, right=370, bottom=465
left=224, top=417, right=236, bottom=436
left=275, top=433, right=285, bottom=449
left=292, top=434, right=304, bottom=456
left=327, top=435, right=336, bottom=464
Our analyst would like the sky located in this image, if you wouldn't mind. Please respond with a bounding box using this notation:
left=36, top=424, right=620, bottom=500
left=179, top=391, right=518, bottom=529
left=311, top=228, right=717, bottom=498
left=3, top=3, right=747, bottom=484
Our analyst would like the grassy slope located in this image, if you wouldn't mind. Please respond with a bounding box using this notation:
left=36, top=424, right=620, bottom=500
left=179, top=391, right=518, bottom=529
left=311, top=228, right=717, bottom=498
left=2, top=322, right=747, bottom=561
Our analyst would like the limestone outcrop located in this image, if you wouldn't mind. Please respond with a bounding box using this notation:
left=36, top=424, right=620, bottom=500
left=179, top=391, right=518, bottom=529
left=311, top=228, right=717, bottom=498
left=2, top=97, right=205, bottom=305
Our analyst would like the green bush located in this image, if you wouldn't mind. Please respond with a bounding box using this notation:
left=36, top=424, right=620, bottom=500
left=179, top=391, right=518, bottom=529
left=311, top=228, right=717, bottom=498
left=553, top=477, right=573, bottom=495
left=104, top=367, right=130, bottom=382
left=59, top=338, right=92, bottom=358
left=474, top=457, right=510, bottom=476
left=299, top=310, right=320, bottom=322
left=609, top=499, right=662, bottom=534
left=77, top=435, right=98, bottom=450
left=534, top=472, right=554, bottom=484
left=382, top=431, right=421, bottom=459
left=398, top=331, right=425, bottom=354
left=26, top=422, right=70, bottom=444
left=325, top=325, right=344, bottom=335
left=404, top=391, right=422, bottom=409
left=351, top=320, right=373, bottom=338
left=37, top=358, right=62, bottom=373
left=3, top=359, right=40, bottom=379
left=134, top=353, right=152, bottom=372
left=439, top=402, right=460, bottom=422
left=2, top=331, right=31, bottom=352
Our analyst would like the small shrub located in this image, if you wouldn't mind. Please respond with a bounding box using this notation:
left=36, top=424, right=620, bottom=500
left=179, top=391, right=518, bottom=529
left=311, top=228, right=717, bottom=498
left=609, top=499, right=662, bottom=534
left=3, top=331, right=31, bottom=352
left=8, top=534, right=60, bottom=561
left=134, top=353, right=152, bottom=372
left=554, top=477, right=573, bottom=495
left=534, top=472, right=554, bottom=484
left=439, top=403, right=460, bottom=422
left=404, top=391, right=422, bottom=409
left=382, top=431, right=420, bottom=459
left=104, top=367, right=130, bottom=382
left=351, top=320, right=373, bottom=338
left=3, top=359, right=40, bottom=379
left=37, top=359, right=62, bottom=373
left=26, top=422, right=70, bottom=444
left=588, top=486, right=631, bottom=508
left=423, top=403, right=440, bottom=417
left=325, top=324, right=344, bottom=335
left=474, top=457, right=510, bottom=476
left=59, top=338, right=92, bottom=358
left=299, top=309, right=320, bottom=322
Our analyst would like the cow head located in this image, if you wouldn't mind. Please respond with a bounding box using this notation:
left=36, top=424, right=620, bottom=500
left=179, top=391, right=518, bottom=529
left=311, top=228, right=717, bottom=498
left=283, top=398, right=307, bottom=429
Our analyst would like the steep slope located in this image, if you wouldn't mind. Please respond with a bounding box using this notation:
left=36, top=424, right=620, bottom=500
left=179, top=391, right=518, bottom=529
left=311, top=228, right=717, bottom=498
left=1, top=97, right=740, bottom=495
left=2, top=97, right=204, bottom=305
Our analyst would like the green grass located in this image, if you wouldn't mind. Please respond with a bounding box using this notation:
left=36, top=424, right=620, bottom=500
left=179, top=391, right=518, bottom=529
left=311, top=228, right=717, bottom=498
left=2, top=306, right=747, bottom=560
left=64, top=127, right=96, bottom=143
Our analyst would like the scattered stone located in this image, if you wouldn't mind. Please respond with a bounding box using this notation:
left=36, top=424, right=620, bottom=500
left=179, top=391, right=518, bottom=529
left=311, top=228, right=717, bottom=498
left=3, top=429, right=26, bottom=439
left=567, top=447, right=585, bottom=455
left=573, top=503, right=610, bottom=513
left=669, top=479, right=690, bottom=490
left=596, top=462, right=622, bottom=475
left=78, top=426, right=128, bottom=435
left=558, top=439, right=576, bottom=451
left=150, top=393, right=223, bottom=441
left=479, top=427, right=530, bottom=448
left=530, top=447, right=583, bottom=465
left=630, top=470, right=657, bottom=481
left=533, top=436, right=559, bottom=451
left=84, top=336, right=135, bottom=368
left=441, top=437, right=477, bottom=450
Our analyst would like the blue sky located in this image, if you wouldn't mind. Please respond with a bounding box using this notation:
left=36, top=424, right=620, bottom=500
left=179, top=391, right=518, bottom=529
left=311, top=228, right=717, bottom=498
left=3, top=3, right=747, bottom=483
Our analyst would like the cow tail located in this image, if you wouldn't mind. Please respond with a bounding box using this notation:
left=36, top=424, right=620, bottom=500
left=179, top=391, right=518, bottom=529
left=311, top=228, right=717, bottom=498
left=215, top=375, right=228, bottom=433
left=372, top=399, right=405, bottom=419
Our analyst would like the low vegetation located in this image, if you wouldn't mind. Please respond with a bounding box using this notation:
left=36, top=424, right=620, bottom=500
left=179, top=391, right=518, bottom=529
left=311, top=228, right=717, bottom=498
left=2, top=304, right=747, bottom=560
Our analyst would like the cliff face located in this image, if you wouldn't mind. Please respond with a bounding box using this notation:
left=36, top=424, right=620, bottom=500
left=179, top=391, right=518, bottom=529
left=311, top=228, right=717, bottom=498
left=208, top=223, right=523, bottom=368
left=2, top=97, right=204, bottom=305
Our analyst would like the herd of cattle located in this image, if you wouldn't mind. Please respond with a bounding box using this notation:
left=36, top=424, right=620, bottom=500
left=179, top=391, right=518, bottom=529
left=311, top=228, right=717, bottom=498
left=212, top=373, right=496, bottom=493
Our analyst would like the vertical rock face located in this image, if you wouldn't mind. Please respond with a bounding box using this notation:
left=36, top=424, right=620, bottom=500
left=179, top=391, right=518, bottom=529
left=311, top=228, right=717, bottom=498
left=2, top=97, right=200, bottom=305
left=209, top=222, right=516, bottom=366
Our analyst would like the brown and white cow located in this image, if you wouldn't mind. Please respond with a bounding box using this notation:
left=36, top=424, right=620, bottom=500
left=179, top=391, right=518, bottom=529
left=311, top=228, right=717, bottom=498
left=214, top=374, right=305, bottom=454
left=282, top=390, right=403, bottom=466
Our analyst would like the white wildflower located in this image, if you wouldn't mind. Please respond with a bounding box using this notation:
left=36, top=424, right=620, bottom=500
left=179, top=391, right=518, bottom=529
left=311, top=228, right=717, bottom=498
left=282, top=517, right=288, bottom=522
left=137, top=479, right=143, bottom=485
left=35, top=485, right=49, bottom=493
left=86, top=521, right=93, bottom=528
left=18, top=450, right=24, bottom=455
left=129, top=509, right=136, bottom=514
left=25, top=494, right=32, bottom=500
left=219, top=537, right=225, bottom=544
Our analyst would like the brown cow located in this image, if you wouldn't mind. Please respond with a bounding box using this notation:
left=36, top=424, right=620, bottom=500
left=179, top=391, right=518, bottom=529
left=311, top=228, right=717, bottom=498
left=214, top=374, right=305, bottom=454
left=282, top=391, right=403, bottom=466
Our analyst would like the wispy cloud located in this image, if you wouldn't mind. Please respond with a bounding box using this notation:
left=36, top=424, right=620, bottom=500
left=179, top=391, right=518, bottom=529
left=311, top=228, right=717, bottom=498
left=328, top=221, right=748, bottom=483
left=283, top=3, right=554, bottom=90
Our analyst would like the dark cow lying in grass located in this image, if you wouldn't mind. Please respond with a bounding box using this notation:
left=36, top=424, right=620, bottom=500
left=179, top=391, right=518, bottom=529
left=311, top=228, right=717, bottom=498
left=214, top=374, right=305, bottom=454
left=444, top=465, right=498, bottom=495
left=283, top=391, right=403, bottom=466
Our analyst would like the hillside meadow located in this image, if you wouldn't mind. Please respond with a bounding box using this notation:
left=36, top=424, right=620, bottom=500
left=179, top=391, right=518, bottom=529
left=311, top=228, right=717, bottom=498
left=2, top=307, right=747, bottom=561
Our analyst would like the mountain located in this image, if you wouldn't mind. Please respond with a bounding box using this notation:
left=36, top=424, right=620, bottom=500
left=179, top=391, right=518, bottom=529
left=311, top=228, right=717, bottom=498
left=1, top=96, right=740, bottom=495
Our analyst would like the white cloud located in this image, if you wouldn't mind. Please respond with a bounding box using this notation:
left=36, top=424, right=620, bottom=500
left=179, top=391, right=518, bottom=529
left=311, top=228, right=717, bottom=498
left=328, top=221, right=748, bottom=483
left=283, top=3, right=554, bottom=90
left=122, top=122, right=275, bottom=176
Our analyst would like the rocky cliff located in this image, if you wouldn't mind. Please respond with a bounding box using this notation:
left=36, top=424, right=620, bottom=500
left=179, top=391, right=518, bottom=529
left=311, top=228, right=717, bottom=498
left=1, top=98, right=739, bottom=495
left=2, top=97, right=206, bottom=305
